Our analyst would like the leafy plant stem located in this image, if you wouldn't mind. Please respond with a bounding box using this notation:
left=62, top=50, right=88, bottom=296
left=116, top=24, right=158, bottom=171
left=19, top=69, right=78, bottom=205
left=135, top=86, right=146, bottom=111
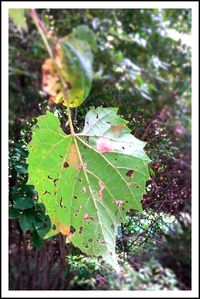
left=28, top=9, right=75, bottom=135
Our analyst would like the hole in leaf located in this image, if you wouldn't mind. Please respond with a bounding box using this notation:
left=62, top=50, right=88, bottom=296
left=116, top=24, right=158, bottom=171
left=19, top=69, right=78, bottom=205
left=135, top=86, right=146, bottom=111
left=60, top=197, right=63, bottom=208
left=125, top=170, right=134, bottom=178
left=43, top=190, right=51, bottom=195
left=78, top=227, right=83, bottom=234
left=63, top=161, right=69, bottom=168
left=74, top=195, right=77, bottom=199
left=70, top=225, right=76, bottom=234
left=53, top=179, right=59, bottom=186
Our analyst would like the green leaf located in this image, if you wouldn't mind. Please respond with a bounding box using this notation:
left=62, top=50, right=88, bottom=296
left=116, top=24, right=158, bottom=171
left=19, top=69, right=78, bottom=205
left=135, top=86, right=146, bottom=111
left=32, top=230, right=43, bottom=249
left=9, top=207, right=20, bottom=219
left=9, top=9, right=27, bottom=30
left=14, top=163, right=28, bottom=174
left=14, top=197, right=34, bottom=210
left=19, top=213, right=31, bottom=233
left=42, top=25, right=96, bottom=108
left=70, top=25, right=97, bottom=52
left=27, top=108, right=150, bottom=271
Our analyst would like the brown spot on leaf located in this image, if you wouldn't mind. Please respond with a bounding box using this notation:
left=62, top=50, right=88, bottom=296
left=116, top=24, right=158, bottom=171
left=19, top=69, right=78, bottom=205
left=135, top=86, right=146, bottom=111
left=66, top=142, right=79, bottom=168
left=111, top=124, right=125, bottom=135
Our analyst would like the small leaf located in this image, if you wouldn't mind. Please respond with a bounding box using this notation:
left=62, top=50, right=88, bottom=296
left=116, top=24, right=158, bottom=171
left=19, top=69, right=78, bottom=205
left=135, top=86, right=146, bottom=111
left=19, top=214, right=31, bottom=233
left=14, top=197, right=34, bottom=210
left=9, top=9, right=27, bottom=30
left=9, top=208, right=20, bottom=219
left=32, top=230, right=43, bottom=249
left=14, top=163, right=28, bottom=174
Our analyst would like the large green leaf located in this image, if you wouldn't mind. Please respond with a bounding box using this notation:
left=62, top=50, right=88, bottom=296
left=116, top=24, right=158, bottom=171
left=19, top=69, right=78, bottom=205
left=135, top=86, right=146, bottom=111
left=42, top=25, right=96, bottom=108
left=27, top=108, right=150, bottom=271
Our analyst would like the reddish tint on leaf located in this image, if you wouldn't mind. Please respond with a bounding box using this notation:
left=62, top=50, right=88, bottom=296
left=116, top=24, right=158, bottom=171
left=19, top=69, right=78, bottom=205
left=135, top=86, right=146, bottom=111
left=113, top=200, right=123, bottom=209
left=82, top=187, right=87, bottom=193
left=83, top=213, right=89, bottom=220
left=76, top=162, right=87, bottom=169
left=98, top=180, right=105, bottom=200
left=96, top=137, right=113, bottom=153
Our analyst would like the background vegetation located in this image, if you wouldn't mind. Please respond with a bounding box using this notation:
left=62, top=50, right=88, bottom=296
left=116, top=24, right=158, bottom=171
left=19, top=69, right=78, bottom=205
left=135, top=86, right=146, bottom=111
left=9, top=8, right=191, bottom=290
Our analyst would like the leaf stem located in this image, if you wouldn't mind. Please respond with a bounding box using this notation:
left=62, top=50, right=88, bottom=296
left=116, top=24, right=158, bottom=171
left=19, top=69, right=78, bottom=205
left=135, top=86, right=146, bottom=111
left=28, top=9, right=75, bottom=135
